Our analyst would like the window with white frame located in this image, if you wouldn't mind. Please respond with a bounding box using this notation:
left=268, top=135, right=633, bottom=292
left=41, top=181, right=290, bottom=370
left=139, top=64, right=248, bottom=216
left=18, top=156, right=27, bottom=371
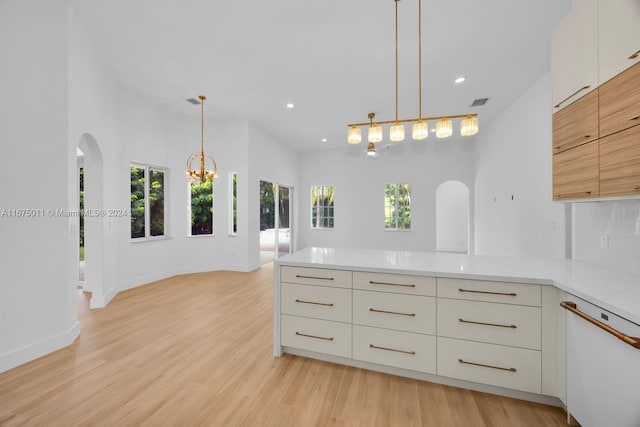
left=311, top=185, right=334, bottom=229
left=130, top=164, right=166, bottom=239
left=384, top=183, right=411, bottom=231
left=190, top=178, right=213, bottom=236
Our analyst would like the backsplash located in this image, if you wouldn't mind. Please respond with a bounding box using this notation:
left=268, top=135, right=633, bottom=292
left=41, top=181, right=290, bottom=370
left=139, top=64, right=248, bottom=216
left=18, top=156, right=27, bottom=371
left=572, top=199, right=640, bottom=274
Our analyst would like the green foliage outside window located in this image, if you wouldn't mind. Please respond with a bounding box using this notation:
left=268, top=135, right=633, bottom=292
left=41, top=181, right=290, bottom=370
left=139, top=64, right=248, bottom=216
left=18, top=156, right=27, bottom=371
left=384, top=183, right=411, bottom=230
left=149, top=170, right=164, bottom=236
left=191, top=179, right=213, bottom=235
left=311, top=185, right=334, bottom=228
left=130, top=166, right=146, bottom=238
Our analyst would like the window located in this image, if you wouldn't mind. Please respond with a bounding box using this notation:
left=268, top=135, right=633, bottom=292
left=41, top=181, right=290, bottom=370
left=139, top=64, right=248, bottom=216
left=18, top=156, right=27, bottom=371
left=229, top=172, right=238, bottom=235
left=190, top=179, right=213, bottom=236
left=384, top=183, right=411, bottom=231
left=311, top=185, right=334, bottom=228
left=130, top=164, right=166, bottom=239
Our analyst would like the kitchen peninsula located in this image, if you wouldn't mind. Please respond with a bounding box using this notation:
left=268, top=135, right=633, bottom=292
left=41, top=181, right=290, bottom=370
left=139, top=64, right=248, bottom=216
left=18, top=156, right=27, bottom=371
left=273, top=247, right=640, bottom=409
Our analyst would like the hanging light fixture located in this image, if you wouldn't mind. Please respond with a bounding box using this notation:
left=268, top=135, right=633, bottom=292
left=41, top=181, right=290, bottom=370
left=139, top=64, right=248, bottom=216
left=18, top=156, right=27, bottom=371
left=346, top=0, right=479, bottom=144
left=389, top=0, right=404, bottom=142
left=412, top=0, right=428, bottom=141
left=187, top=95, right=217, bottom=185
left=366, top=142, right=377, bottom=156
left=367, top=112, right=382, bottom=143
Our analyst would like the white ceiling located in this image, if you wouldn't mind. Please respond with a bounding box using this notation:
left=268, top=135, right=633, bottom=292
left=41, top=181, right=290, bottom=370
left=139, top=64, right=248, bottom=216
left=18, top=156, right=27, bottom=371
left=69, top=0, right=571, bottom=152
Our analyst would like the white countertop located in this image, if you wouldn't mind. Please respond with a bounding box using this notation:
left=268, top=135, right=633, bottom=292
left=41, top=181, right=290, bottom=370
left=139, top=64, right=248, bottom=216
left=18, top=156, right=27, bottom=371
left=277, top=247, right=640, bottom=325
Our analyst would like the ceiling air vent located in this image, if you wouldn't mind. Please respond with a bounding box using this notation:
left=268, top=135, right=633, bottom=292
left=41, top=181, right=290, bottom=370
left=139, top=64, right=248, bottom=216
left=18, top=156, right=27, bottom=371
left=471, top=98, right=489, bottom=107
left=186, top=98, right=201, bottom=105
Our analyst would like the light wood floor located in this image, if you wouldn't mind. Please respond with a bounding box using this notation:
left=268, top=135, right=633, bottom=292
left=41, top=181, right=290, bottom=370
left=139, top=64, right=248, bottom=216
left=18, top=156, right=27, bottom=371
left=0, top=263, right=568, bottom=426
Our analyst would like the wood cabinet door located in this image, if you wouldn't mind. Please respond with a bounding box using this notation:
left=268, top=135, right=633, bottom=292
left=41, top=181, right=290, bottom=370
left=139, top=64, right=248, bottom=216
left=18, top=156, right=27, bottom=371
left=553, top=141, right=599, bottom=201
left=599, top=124, right=640, bottom=197
left=552, top=89, right=599, bottom=154
left=598, top=0, right=640, bottom=86
left=551, top=0, right=598, bottom=111
left=599, top=62, right=640, bottom=138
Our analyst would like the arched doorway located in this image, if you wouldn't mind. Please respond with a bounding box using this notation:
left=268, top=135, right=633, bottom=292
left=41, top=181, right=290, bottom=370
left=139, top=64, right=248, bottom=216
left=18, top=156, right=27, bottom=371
left=77, top=134, right=105, bottom=307
left=436, top=180, right=470, bottom=253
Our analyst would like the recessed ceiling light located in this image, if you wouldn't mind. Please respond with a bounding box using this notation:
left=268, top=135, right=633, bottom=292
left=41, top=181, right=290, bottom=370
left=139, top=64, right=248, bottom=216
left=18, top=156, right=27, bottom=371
left=321, top=138, right=327, bottom=142
left=454, top=76, right=466, bottom=84
left=286, top=103, right=295, bottom=109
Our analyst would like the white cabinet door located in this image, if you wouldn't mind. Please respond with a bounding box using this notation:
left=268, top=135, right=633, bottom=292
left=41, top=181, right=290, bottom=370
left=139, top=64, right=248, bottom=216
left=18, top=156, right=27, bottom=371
left=551, top=0, right=598, bottom=111
left=598, top=0, right=640, bottom=85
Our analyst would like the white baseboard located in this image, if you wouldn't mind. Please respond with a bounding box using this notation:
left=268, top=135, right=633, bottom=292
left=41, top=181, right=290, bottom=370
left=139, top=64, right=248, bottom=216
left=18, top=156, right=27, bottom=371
left=0, top=321, right=80, bottom=374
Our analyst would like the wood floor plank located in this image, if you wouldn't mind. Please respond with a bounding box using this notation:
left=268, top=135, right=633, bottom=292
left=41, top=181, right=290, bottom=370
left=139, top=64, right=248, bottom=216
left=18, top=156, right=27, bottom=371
left=0, top=263, right=567, bottom=426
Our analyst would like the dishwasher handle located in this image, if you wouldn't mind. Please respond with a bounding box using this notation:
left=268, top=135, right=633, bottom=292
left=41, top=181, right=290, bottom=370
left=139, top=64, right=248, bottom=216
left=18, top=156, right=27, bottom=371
left=561, top=301, right=640, bottom=349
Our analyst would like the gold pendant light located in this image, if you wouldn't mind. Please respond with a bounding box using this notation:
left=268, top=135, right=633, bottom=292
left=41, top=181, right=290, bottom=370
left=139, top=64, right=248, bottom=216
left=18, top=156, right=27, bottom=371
left=346, top=0, right=479, bottom=145
left=187, top=95, right=217, bottom=185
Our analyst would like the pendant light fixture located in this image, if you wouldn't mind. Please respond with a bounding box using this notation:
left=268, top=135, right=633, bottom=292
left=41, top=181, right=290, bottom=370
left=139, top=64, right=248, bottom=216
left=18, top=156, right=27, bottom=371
left=187, top=95, right=217, bottom=185
left=346, top=0, right=479, bottom=144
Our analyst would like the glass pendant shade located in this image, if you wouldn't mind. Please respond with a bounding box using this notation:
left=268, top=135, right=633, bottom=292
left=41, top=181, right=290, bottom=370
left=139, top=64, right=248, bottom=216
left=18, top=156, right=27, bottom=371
left=366, top=142, right=376, bottom=156
left=436, top=118, right=453, bottom=138
left=390, top=123, right=405, bottom=142
left=368, top=124, right=383, bottom=143
left=460, top=116, right=479, bottom=136
left=347, top=126, right=362, bottom=144
left=412, top=121, right=429, bottom=140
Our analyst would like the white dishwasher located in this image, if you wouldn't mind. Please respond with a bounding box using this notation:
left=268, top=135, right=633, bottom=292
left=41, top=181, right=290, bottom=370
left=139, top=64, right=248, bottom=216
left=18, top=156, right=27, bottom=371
left=563, top=295, right=640, bottom=427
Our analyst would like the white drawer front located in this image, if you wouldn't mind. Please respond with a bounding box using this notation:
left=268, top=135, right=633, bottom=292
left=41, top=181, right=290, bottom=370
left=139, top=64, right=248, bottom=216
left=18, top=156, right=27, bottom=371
left=353, top=290, right=435, bottom=335
left=437, top=298, right=541, bottom=350
left=353, top=325, right=436, bottom=374
left=281, top=266, right=352, bottom=289
left=354, top=272, right=436, bottom=296
left=437, top=278, right=541, bottom=307
left=437, top=337, right=542, bottom=394
left=281, top=283, right=351, bottom=323
left=281, top=315, right=351, bottom=358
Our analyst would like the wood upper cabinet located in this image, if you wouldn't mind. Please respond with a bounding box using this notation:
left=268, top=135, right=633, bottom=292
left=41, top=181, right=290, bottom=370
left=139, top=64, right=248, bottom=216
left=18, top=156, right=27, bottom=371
left=599, top=124, right=640, bottom=197
left=553, top=141, right=599, bottom=201
left=552, top=89, right=599, bottom=154
left=551, top=0, right=598, bottom=111
left=598, top=0, right=640, bottom=85
left=599, top=62, right=640, bottom=137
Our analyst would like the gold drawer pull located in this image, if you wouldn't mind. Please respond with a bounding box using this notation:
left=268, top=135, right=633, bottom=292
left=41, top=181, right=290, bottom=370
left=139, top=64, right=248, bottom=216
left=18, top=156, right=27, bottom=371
left=370, top=344, right=415, bottom=355
left=296, top=274, right=334, bottom=281
left=458, top=358, right=517, bottom=372
left=295, top=332, right=334, bottom=341
left=369, top=280, right=416, bottom=288
left=556, top=191, right=592, bottom=199
left=554, top=85, right=590, bottom=108
left=458, top=288, right=517, bottom=297
left=561, top=301, right=640, bottom=349
left=295, top=299, right=334, bottom=307
left=631, top=116, right=639, bottom=121
left=459, top=318, right=517, bottom=329
left=629, top=49, right=640, bottom=60
left=370, top=308, right=416, bottom=317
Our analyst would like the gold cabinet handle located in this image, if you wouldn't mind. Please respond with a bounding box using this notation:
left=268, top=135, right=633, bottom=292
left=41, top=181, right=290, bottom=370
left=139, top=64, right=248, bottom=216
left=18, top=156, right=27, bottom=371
left=295, top=332, right=334, bottom=341
left=296, top=274, right=334, bottom=281
left=458, top=318, right=517, bottom=329
left=458, top=358, right=517, bottom=372
left=554, top=85, right=590, bottom=108
left=629, top=49, right=640, bottom=59
left=295, top=299, right=334, bottom=307
left=555, top=191, right=593, bottom=199
left=370, top=308, right=416, bottom=317
left=561, top=301, right=640, bottom=349
left=631, top=116, right=639, bottom=121
left=369, top=344, right=415, bottom=355
left=369, top=280, right=415, bottom=288
left=458, top=288, right=517, bottom=297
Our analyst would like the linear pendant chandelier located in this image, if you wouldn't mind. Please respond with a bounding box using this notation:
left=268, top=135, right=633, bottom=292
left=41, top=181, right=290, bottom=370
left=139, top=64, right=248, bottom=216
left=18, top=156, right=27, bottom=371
left=346, top=0, right=479, bottom=146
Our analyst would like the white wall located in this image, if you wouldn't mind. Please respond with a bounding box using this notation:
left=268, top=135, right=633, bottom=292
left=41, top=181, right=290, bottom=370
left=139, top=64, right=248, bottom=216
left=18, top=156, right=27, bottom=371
left=297, top=141, right=475, bottom=252
left=436, top=181, right=470, bottom=253
left=573, top=200, right=640, bottom=274
left=0, top=0, right=79, bottom=373
left=474, top=73, right=567, bottom=258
